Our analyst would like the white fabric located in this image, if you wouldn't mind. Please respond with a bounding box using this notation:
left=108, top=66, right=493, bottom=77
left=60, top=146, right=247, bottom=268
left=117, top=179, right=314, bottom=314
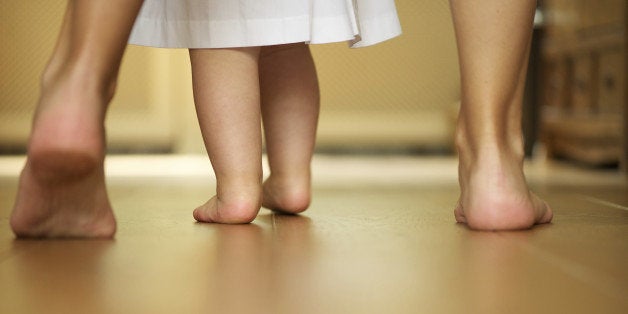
left=129, top=0, right=402, bottom=48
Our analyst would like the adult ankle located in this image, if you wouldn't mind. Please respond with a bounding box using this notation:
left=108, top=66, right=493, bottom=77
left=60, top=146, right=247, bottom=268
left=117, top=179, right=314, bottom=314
left=455, top=121, right=524, bottom=162
left=40, top=60, right=117, bottom=102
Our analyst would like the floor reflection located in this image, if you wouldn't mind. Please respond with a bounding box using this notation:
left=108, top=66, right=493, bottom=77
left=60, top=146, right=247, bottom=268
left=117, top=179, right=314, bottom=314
left=208, top=213, right=314, bottom=313
left=3, top=239, right=114, bottom=313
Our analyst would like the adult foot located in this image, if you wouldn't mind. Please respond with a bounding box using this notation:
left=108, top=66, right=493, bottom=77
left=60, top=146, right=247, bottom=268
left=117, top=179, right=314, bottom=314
left=454, top=147, right=553, bottom=231
left=10, top=69, right=116, bottom=238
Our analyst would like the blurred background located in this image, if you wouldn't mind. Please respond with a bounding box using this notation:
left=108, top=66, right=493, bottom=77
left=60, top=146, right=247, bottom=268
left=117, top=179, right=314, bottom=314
left=0, top=0, right=626, bottom=171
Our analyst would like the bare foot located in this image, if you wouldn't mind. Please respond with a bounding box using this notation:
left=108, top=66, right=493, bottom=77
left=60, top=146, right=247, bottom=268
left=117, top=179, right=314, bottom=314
left=10, top=71, right=116, bottom=238
left=454, top=148, right=553, bottom=231
left=193, top=187, right=262, bottom=224
left=262, top=174, right=311, bottom=214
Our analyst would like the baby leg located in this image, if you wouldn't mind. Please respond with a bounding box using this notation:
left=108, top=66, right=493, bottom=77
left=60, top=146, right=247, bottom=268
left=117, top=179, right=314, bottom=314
left=259, top=43, right=320, bottom=214
left=189, top=47, right=264, bottom=224
left=10, top=0, right=145, bottom=238
left=450, top=0, right=553, bottom=230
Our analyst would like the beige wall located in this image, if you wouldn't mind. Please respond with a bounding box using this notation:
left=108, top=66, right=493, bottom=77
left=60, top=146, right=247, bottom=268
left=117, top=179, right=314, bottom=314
left=311, top=0, right=460, bottom=150
left=0, top=1, right=178, bottom=152
left=0, top=1, right=63, bottom=148
left=0, top=0, right=460, bottom=154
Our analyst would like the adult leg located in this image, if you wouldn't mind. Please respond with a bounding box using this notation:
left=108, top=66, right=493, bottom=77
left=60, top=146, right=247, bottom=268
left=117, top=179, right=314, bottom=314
left=259, top=43, right=320, bottom=214
left=450, top=0, right=553, bottom=230
left=10, top=0, right=144, bottom=237
left=189, top=47, right=264, bottom=224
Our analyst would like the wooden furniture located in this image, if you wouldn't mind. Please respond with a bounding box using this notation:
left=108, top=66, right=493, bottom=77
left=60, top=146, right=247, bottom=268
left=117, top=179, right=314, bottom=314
left=538, top=0, right=626, bottom=169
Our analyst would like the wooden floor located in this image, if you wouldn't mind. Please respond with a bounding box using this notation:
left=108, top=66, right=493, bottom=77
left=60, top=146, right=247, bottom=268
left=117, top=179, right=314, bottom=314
left=0, top=156, right=627, bottom=314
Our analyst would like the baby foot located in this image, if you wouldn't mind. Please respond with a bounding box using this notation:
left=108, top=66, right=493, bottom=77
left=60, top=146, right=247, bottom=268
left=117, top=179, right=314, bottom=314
left=262, top=175, right=311, bottom=214
left=193, top=193, right=262, bottom=224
